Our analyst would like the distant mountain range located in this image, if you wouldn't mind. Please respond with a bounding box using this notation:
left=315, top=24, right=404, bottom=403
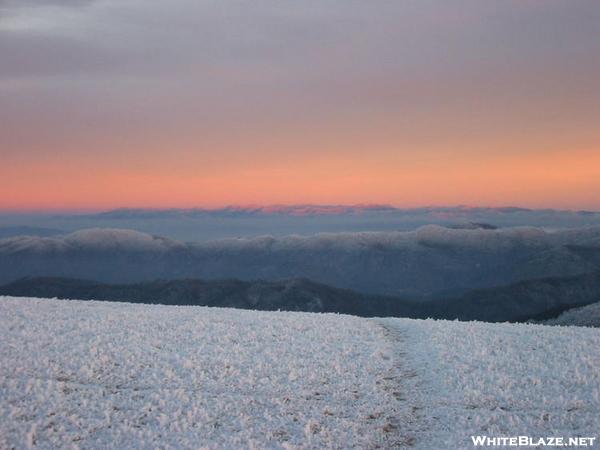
left=1, top=226, right=600, bottom=297
left=2, top=271, right=600, bottom=323
left=89, top=205, right=600, bottom=220
left=92, top=204, right=399, bottom=218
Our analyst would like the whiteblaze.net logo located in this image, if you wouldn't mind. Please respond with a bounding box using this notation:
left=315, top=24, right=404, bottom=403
left=471, top=436, right=597, bottom=447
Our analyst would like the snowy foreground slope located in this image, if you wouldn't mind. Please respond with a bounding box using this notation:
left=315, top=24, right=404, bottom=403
left=1, top=297, right=599, bottom=449
left=0, top=297, right=411, bottom=449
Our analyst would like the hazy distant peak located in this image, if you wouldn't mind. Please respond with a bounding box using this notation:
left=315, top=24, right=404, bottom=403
left=94, top=204, right=398, bottom=219
left=247, top=204, right=396, bottom=216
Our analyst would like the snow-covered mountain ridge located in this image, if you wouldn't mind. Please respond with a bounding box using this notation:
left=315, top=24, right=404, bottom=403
left=0, top=297, right=598, bottom=449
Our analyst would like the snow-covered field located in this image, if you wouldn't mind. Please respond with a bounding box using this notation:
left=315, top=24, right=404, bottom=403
left=1, top=297, right=599, bottom=449
left=0, top=297, right=410, bottom=449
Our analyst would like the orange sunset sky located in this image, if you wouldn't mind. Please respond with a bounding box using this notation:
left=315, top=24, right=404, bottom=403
left=1, top=1, right=599, bottom=211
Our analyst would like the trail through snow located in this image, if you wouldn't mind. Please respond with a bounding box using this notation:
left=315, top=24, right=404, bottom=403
left=378, top=317, right=600, bottom=449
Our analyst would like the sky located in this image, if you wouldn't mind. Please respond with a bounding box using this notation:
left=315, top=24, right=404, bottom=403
left=1, top=0, right=599, bottom=211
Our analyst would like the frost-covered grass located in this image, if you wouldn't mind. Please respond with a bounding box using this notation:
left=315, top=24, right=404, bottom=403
left=0, top=297, right=407, bottom=449
left=1, top=297, right=599, bottom=449
left=380, top=318, right=600, bottom=449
